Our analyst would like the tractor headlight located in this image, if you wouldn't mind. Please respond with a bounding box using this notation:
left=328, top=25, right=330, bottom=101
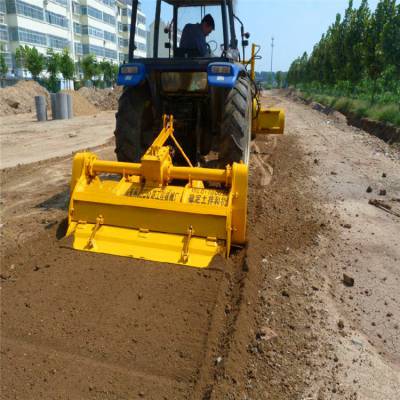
left=120, top=66, right=139, bottom=74
left=210, top=65, right=232, bottom=75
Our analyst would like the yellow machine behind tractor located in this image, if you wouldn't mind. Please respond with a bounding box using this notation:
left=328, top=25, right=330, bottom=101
left=66, top=0, right=284, bottom=268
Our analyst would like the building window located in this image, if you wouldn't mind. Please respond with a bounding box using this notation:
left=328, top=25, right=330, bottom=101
left=100, top=0, right=113, bottom=8
left=82, top=43, right=103, bottom=57
left=82, top=25, right=103, bottom=39
left=136, top=27, right=146, bottom=38
left=15, top=0, right=44, bottom=21
left=137, top=14, right=146, bottom=25
left=74, top=42, right=83, bottom=55
left=104, top=30, right=116, bottom=43
left=135, top=41, right=146, bottom=52
left=118, top=37, right=128, bottom=48
left=72, top=2, right=80, bottom=15
left=118, top=22, right=123, bottom=32
left=0, top=0, right=6, bottom=13
left=102, top=11, right=115, bottom=26
left=48, top=34, right=69, bottom=49
left=88, top=6, right=102, bottom=21
left=9, top=27, right=46, bottom=46
left=104, top=48, right=117, bottom=59
left=45, top=10, right=68, bottom=28
left=52, top=0, right=67, bottom=7
left=73, top=22, right=81, bottom=34
left=0, top=23, right=8, bottom=40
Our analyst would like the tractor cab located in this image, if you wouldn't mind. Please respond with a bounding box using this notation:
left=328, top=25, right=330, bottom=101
left=117, top=0, right=249, bottom=89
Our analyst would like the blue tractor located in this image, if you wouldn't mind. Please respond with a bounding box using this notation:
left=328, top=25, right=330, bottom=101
left=115, top=0, right=264, bottom=167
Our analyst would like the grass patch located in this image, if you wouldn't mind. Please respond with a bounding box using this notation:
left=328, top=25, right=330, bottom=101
left=368, top=104, right=400, bottom=126
left=297, top=91, right=400, bottom=127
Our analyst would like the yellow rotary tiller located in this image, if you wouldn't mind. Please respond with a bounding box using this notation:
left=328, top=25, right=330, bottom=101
left=66, top=115, right=248, bottom=268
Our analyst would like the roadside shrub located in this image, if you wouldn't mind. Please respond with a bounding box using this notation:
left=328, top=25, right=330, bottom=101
left=332, top=97, right=352, bottom=113
left=368, top=104, right=400, bottom=126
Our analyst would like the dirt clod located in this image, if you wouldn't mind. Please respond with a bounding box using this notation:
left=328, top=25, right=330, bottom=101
left=343, top=274, right=355, bottom=287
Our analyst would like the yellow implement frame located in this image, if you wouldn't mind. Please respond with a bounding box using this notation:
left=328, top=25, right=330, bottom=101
left=67, top=116, right=248, bottom=268
left=245, top=43, right=285, bottom=135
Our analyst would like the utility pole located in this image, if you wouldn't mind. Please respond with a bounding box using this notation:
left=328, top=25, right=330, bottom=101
left=270, top=36, right=274, bottom=86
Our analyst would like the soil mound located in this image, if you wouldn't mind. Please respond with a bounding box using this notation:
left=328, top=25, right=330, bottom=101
left=78, top=86, right=122, bottom=111
left=0, top=80, right=50, bottom=116
left=61, top=90, right=98, bottom=117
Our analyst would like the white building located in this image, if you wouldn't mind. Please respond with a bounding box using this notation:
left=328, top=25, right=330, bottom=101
left=147, top=19, right=181, bottom=58
left=0, top=0, right=146, bottom=76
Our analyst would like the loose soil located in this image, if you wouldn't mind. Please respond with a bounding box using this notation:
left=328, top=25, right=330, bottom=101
left=78, top=86, right=122, bottom=111
left=0, top=81, right=50, bottom=116
left=62, top=90, right=98, bottom=117
left=1, top=91, right=399, bottom=399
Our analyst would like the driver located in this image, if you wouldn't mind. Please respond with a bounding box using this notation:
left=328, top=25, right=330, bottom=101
left=179, top=14, right=215, bottom=56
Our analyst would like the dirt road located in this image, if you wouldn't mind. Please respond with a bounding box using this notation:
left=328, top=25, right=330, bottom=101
left=1, top=92, right=399, bottom=399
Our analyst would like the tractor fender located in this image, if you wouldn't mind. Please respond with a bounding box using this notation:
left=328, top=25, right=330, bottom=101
left=207, top=62, right=245, bottom=89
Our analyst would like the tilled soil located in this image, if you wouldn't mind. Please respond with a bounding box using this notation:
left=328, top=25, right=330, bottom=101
left=1, top=91, right=399, bottom=399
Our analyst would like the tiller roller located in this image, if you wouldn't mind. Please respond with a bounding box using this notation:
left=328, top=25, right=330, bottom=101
left=66, top=116, right=248, bottom=268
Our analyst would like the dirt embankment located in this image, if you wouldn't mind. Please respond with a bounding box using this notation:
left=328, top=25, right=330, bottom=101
left=0, top=81, right=122, bottom=118
left=0, top=81, right=50, bottom=116
left=61, top=90, right=98, bottom=117
left=78, top=86, right=122, bottom=111
left=286, top=89, right=400, bottom=144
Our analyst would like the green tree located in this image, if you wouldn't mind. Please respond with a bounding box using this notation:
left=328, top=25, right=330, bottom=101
left=46, top=49, right=61, bottom=78
left=380, top=2, right=400, bottom=76
left=343, top=0, right=370, bottom=83
left=16, top=46, right=45, bottom=79
left=15, top=46, right=27, bottom=69
left=0, top=45, right=8, bottom=78
left=275, top=71, right=283, bottom=88
left=46, top=49, right=61, bottom=92
left=81, top=54, right=98, bottom=82
left=364, top=0, right=395, bottom=81
left=99, top=60, right=113, bottom=84
left=59, top=48, right=75, bottom=82
left=23, top=46, right=45, bottom=79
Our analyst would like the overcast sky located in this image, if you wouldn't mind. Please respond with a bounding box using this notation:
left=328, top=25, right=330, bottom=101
left=140, top=0, right=381, bottom=71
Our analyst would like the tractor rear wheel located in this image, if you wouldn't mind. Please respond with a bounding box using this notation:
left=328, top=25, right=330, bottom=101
left=114, top=85, right=154, bottom=162
left=219, top=76, right=253, bottom=166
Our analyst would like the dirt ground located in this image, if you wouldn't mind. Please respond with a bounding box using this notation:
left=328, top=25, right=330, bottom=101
left=0, top=111, right=115, bottom=169
left=1, top=91, right=399, bottom=399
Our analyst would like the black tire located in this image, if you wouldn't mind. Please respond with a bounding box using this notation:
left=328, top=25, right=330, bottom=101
left=219, top=76, right=253, bottom=166
left=114, top=85, right=154, bottom=162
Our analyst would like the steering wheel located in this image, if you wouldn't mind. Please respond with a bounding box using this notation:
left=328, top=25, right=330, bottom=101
left=207, top=40, right=218, bottom=54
